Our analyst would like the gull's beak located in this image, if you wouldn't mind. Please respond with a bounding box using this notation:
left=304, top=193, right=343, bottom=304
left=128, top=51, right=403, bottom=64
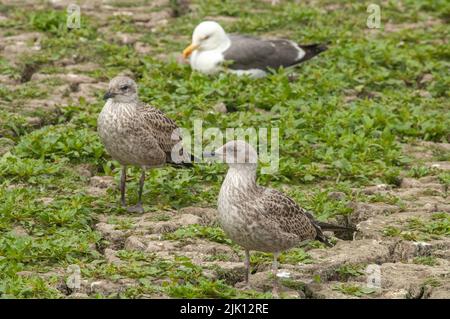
left=182, top=43, right=199, bottom=59
left=203, top=147, right=225, bottom=163
left=202, top=150, right=216, bottom=159
left=103, top=91, right=114, bottom=101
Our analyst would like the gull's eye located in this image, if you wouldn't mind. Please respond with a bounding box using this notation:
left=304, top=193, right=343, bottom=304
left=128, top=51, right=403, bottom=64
left=203, top=34, right=211, bottom=40
left=120, top=85, right=129, bottom=91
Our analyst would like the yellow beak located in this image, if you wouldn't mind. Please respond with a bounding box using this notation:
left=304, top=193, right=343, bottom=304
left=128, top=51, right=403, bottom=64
left=182, top=43, right=199, bottom=59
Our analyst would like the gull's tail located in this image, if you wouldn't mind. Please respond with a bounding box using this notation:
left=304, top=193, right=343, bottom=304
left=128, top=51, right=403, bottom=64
left=315, top=221, right=356, bottom=233
left=304, top=211, right=355, bottom=247
left=167, top=152, right=200, bottom=168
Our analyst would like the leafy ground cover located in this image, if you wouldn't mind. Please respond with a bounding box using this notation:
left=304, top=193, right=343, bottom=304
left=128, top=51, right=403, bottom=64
left=0, top=0, right=448, bottom=298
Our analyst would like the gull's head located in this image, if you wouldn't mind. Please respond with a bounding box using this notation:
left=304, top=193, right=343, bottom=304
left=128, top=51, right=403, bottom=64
left=205, top=140, right=258, bottom=170
left=104, top=76, right=138, bottom=103
left=183, top=21, right=228, bottom=58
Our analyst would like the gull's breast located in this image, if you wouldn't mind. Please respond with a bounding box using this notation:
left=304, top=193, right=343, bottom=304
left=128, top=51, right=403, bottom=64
left=218, top=183, right=283, bottom=252
left=97, top=103, right=143, bottom=165
left=190, top=50, right=224, bottom=75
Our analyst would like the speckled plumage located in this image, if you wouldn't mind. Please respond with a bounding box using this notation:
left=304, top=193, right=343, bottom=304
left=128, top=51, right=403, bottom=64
left=217, top=162, right=320, bottom=254
left=210, top=141, right=352, bottom=293
left=98, top=100, right=182, bottom=168
left=97, top=76, right=190, bottom=212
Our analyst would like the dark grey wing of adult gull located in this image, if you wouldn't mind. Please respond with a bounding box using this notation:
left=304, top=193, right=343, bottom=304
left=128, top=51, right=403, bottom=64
left=223, top=34, right=328, bottom=71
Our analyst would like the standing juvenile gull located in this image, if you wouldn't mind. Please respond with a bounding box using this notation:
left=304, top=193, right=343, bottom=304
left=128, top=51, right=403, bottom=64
left=183, top=21, right=328, bottom=78
left=205, top=140, right=354, bottom=295
left=98, top=76, right=192, bottom=213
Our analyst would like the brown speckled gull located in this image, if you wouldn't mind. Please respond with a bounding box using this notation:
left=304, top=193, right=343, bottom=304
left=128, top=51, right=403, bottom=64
left=205, top=140, right=354, bottom=294
left=97, top=76, right=192, bottom=213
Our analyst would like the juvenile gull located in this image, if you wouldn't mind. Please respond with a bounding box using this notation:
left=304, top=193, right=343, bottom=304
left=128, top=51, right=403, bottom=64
left=98, top=76, right=192, bottom=213
left=205, top=140, right=354, bottom=294
left=183, top=21, right=328, bottom=78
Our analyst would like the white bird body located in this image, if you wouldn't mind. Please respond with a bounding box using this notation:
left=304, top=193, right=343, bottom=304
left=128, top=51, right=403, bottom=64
left=190, top=49, right=225, bottom=75
left=183, top=21, right=328, bottom=78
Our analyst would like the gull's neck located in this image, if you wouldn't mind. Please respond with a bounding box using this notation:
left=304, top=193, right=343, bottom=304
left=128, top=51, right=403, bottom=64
left=104, top=98, right=138, bottom=116
left=200, top=34, right=231, bottom=54
left=223, top=165, right=258, bottom=193
left=217, top=34, right=232, bottom=53
left=111, top=95, right=139, bottom=106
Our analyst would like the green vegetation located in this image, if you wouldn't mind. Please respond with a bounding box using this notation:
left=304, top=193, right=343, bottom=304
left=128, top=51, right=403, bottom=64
left=0, top=0, right=448, bottom=298
left=421, top=277, right=442, bottom=288
left=412, top=256, right=439, bottom=266
left=83, top=252, right=270, bottom=298
left=332, top=283, right=376, bottom=297
left=165, top=277, right=271, bottom=299
left=335, top=264, right=365, bottom=281
left=384, top=213, right=450, bottom=241
left=251, top=248, right=313, bottom=268
left=164, top=224, right=233, bottom=245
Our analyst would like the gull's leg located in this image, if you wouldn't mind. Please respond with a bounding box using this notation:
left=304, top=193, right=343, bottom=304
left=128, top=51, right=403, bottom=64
left=127, top=168, right=145, bottom=213
left=272, top=252, right=280, bottom=298
left=120, top=166, right=127, bottom=207
left=137, top=168, right=145, bottom=206
left=237, top=249, right=252, bottom=290
left=244, top=249, right=251, bottom=284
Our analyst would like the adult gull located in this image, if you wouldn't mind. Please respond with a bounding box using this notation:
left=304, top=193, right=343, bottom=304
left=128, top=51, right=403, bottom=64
left=183, top=21, right=328, bottom=78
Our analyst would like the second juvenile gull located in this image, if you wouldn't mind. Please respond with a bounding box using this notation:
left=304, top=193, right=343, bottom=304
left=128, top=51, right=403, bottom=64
left=205, top=140, right=355, bottom=295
